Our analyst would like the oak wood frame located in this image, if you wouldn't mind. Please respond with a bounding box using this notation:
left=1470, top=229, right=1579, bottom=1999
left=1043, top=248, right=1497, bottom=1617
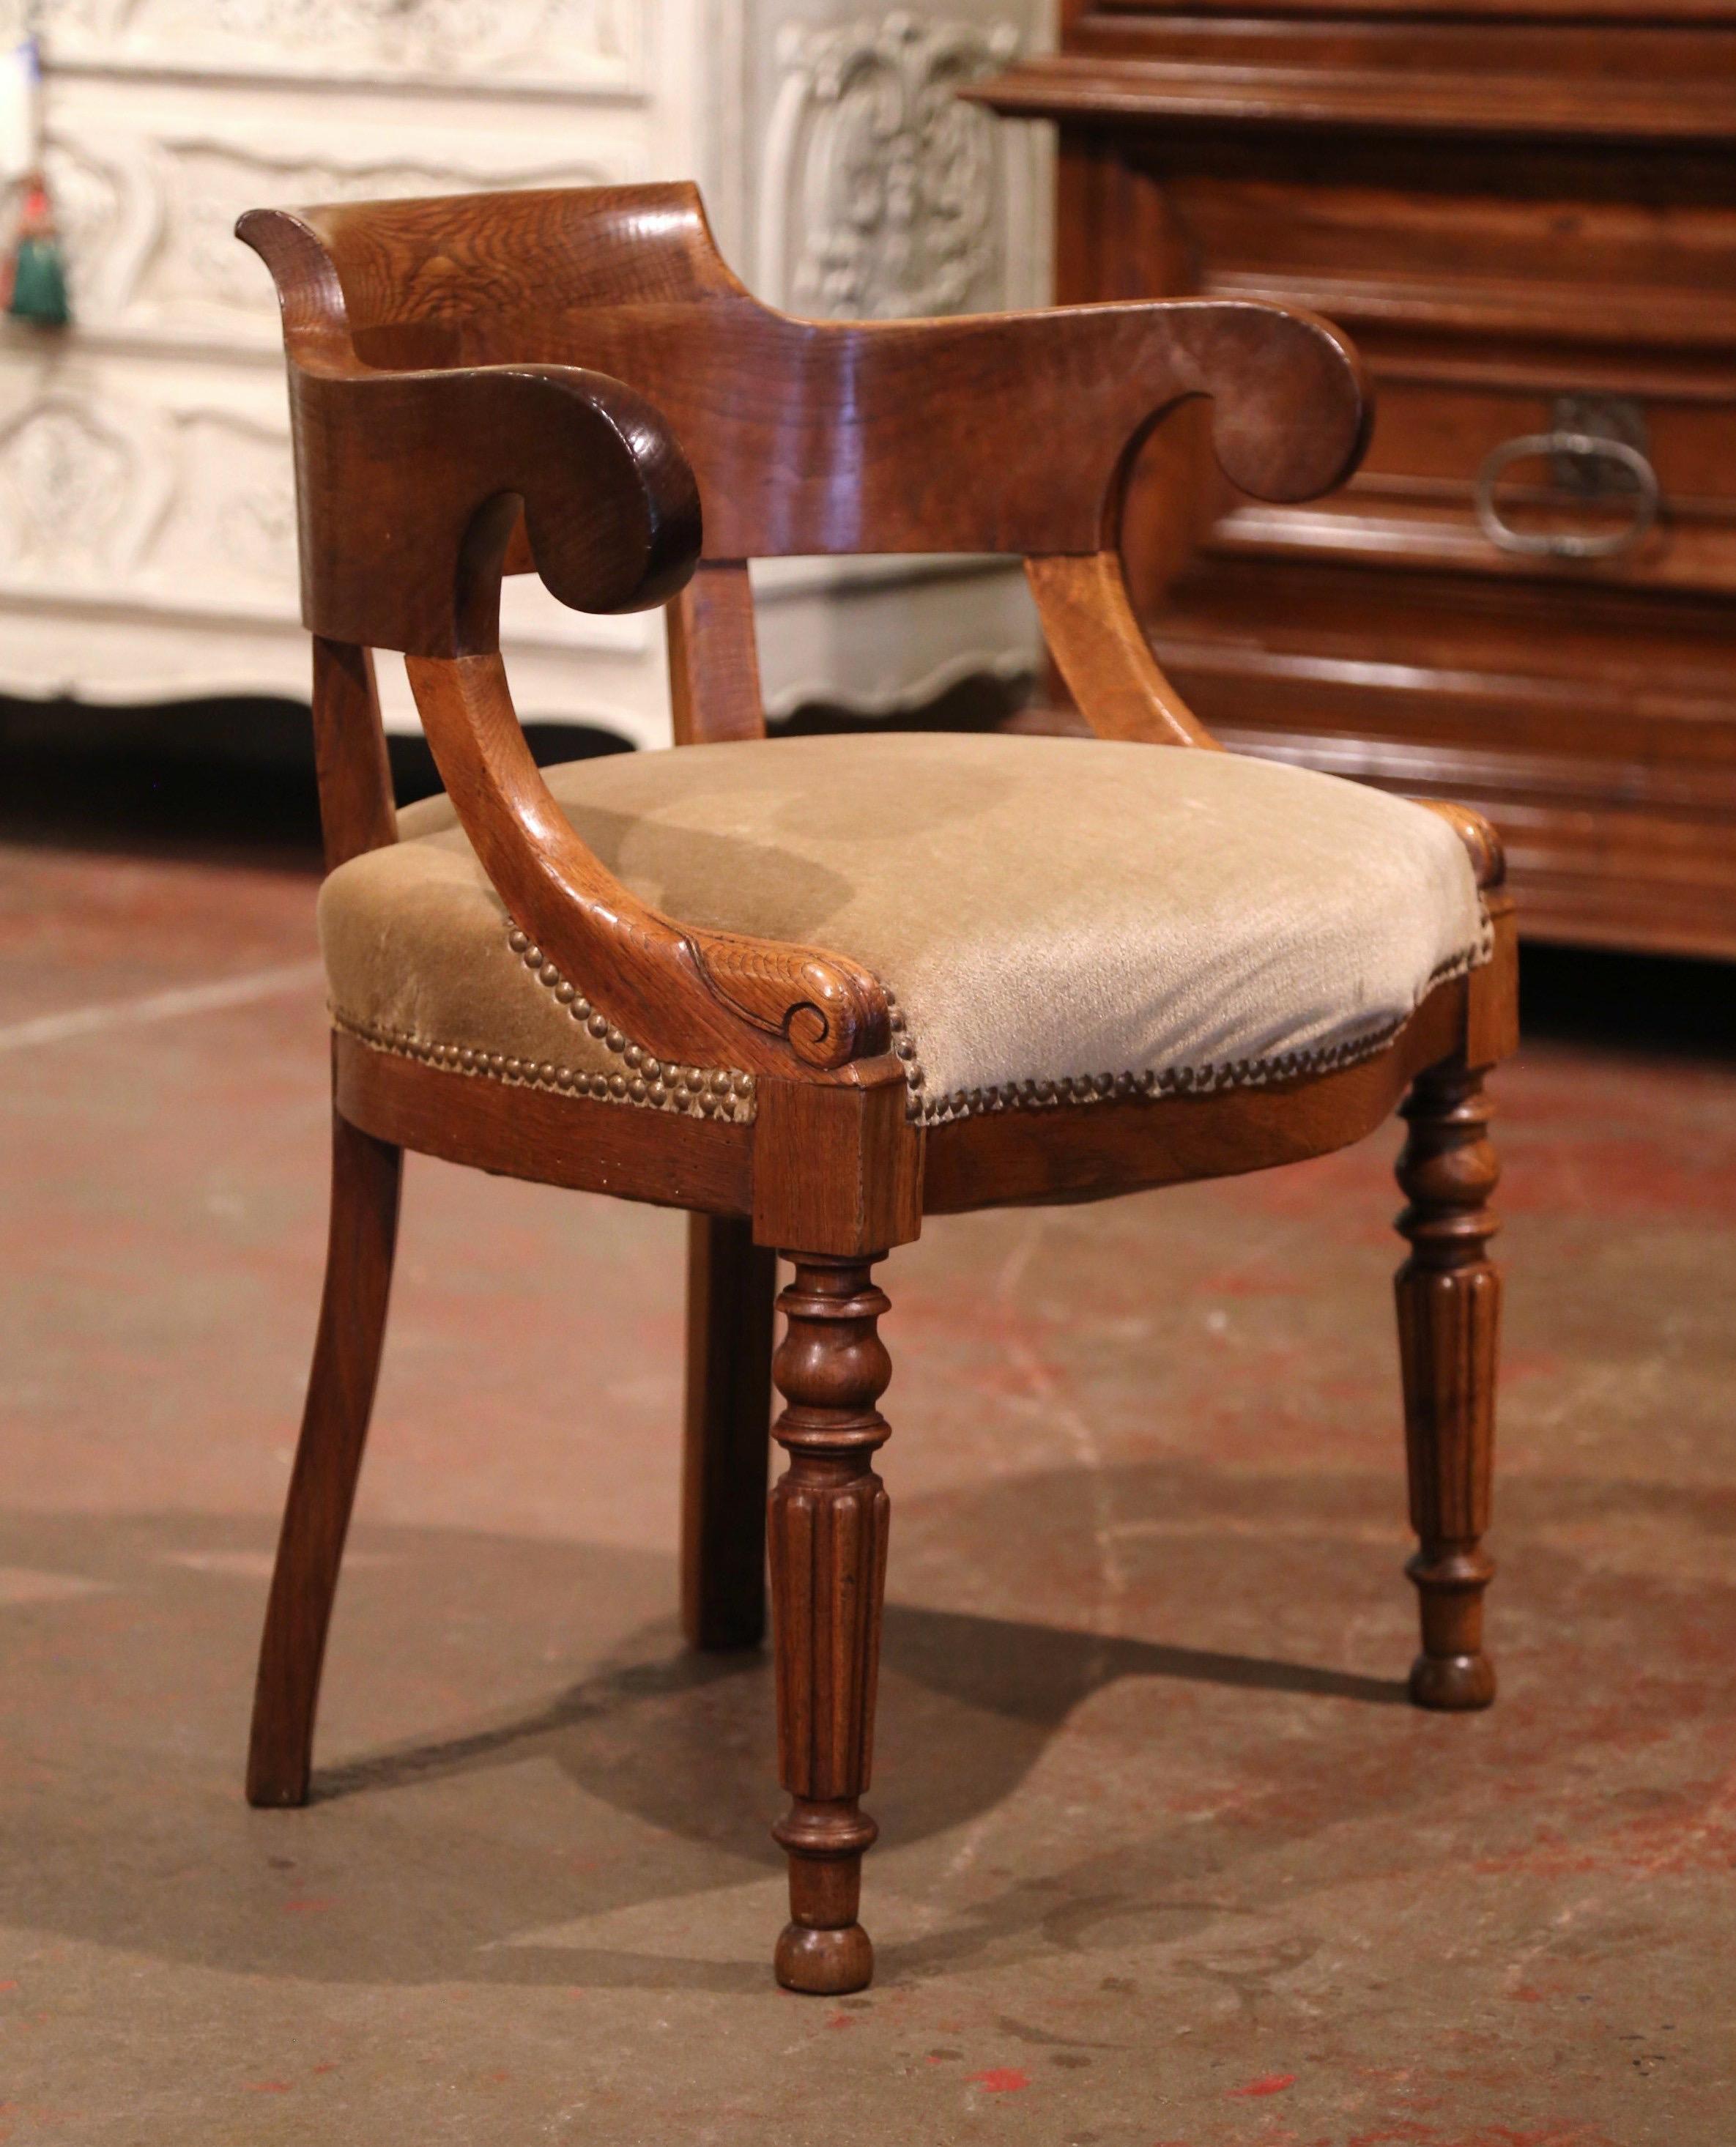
left=240, top=181, right=1516, bottom=1996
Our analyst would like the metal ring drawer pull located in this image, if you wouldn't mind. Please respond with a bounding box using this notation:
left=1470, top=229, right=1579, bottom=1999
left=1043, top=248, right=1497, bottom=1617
left=1474, top=429, right=1660, bottom=561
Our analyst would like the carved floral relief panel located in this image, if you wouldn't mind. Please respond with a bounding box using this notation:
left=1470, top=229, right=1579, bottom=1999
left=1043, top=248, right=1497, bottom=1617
left=758, top=8, right=1041, bottom=319
left=40, top=121, right=617, bottom=345
left=0, top=0, right=638, bottom=94
left=0, top=374, right=290, bottom=602
left=0, top=395, right=170, bottom=585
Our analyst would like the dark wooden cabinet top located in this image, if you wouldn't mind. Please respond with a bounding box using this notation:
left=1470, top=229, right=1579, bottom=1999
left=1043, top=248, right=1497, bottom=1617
left=970, top=6, right=1736, bottom=144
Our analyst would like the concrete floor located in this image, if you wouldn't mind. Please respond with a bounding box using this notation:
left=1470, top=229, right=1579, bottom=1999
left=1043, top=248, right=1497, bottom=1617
left=2, top=786, right=1734, bottom=2144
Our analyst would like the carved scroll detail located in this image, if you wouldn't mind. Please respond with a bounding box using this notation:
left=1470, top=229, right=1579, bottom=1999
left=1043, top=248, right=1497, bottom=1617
left=694, top=934, right=889, bottom=1070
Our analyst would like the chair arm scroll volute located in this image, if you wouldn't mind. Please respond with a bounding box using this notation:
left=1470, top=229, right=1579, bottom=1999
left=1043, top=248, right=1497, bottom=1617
left=239, top=208, right=701, bottom=659
left=1154, top=300, right=1370, bottom=512
left=1016, top=299, right=1371, bottom=750
left=300, top=363, right=703, bottom=656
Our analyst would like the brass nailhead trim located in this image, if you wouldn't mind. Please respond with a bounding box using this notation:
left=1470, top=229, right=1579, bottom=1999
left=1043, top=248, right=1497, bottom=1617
left=903, top=937, right=1490, bottom=1128
left=332, top=1010, right=759, bottom=1123
left=329, top=920, right=760, bottom=1122
left=469, top=902, right=1494, bottom=1135
left=502, top=922, right=754, bottom=1117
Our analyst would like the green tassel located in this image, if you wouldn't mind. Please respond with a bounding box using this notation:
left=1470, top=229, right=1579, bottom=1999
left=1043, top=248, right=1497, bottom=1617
left=8, top=231, right=69, bottom=325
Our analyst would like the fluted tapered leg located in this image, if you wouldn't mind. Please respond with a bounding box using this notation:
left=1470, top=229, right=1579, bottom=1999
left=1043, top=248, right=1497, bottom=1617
left=767, top=1253, right=892, bottom=1995
left=1395, top=1060, right=1502, bottom=1711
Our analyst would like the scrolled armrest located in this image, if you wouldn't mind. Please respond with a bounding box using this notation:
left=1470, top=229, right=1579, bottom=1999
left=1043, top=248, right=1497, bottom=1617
left=242, top=204, right=883, bottom=1082
left=1002, top=300, right=1368, bottom=748
left=405, top=653, right=891, bottom=1080
left=1149, top=300, right=1370, bottom=508
left=239, top=207, right=702, bottom=656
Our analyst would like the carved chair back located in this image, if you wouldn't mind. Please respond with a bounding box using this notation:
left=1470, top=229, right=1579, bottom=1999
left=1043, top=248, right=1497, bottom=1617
left=240, top=182, right=1368, bottom=750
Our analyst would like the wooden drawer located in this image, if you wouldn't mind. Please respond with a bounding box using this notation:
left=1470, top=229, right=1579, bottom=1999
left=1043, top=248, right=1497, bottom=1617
left=1132, top=147, right=1736, bottom=596
left=1208, top=367, right=1736, bottom=597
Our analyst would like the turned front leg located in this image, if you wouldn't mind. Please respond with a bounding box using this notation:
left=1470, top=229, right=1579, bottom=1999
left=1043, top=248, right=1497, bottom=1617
left=768, top=1253, right=892, bottom=1995
left=1395, top=1060, right=1502, bottom=1710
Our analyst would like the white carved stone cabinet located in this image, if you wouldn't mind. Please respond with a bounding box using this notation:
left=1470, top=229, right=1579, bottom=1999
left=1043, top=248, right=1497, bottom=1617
left=0, top=1, right=1050, bottom=744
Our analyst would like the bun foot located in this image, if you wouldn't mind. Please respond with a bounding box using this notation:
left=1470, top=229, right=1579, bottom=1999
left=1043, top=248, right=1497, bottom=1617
left=1409, top=1650, right=1496, bottom=1711
left=775, top=1921, right=874, bottom=1995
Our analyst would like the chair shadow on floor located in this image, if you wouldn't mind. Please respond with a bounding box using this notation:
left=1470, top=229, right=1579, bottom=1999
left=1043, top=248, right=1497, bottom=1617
left=316, top=1601, right=1405, bottom=1809
left=16, top=1458, right=1730, bottom=1995
left=299, top=1595, right=1407, bottom=1993
left=314, top=1435, right=1412, bottom=1829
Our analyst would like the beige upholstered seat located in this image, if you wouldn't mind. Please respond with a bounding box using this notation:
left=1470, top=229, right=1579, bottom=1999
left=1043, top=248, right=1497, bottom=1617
left=319, top=731, right=1490, bottom=1127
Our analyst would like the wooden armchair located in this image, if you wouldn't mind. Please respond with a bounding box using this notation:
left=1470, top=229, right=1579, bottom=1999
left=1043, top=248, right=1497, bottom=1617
left=240, top=183, right=1516, bottom=1997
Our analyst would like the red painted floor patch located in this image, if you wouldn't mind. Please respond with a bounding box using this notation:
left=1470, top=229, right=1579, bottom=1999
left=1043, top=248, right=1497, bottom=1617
left=1228, top=2072, right=1297, bottom=2098
left=968, top=2069, right=1031, bottom=2094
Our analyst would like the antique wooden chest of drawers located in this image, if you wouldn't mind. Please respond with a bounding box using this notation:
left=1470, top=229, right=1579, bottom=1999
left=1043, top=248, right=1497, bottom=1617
left=977, top=1, right=1736, bottom=958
